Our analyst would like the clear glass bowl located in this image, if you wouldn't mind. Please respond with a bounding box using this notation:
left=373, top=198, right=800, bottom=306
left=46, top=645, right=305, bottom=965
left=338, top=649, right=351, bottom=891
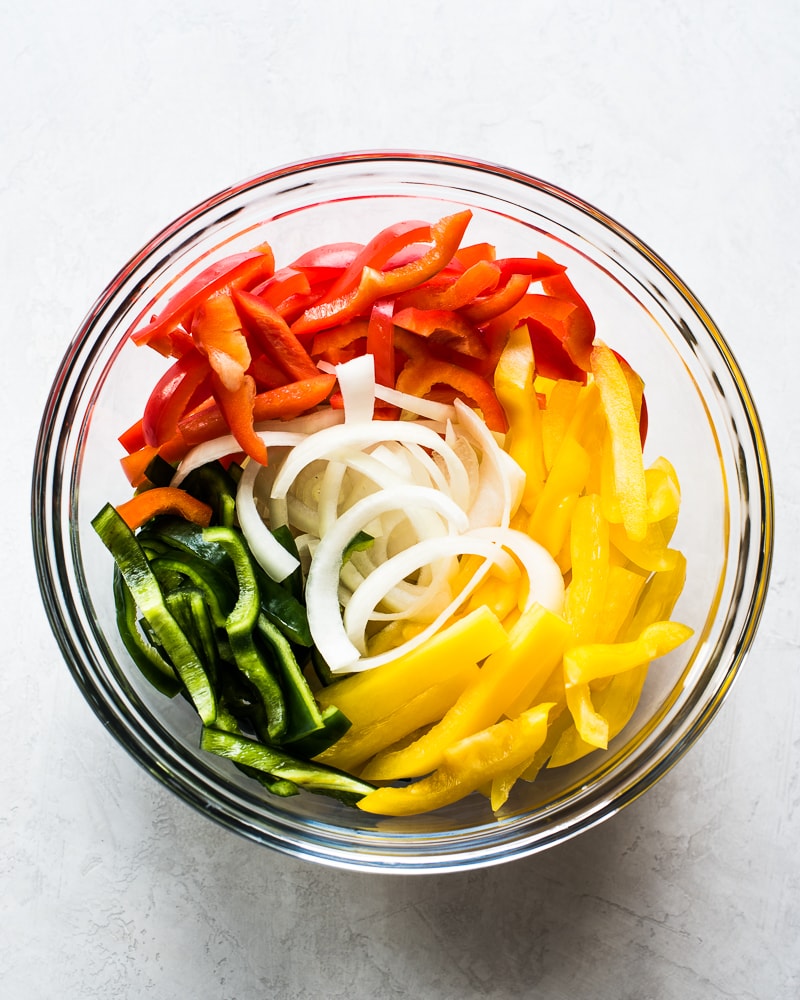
left=32, top=152, right=773, bottom=873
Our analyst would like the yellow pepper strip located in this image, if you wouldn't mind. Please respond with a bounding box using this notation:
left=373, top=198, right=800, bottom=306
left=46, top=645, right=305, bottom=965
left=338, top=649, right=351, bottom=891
left=610, top=519, right=680, bottom=573
left=595, top=565, right=647, bottom=644
left=527, top=437, right=590, bottom=559
left=357, top=703, right=554, bottom=816
left=542, top=378, right=584, bottom=470
left=548, top=554, right=689, bottom=767
left=315, top=605, right=507, bottom=726
left=561, top=619, right=693, bottom=749
left=315, top=662, right=480, bottom=773
left=590, top=343, right=648, bottom=542
left=361, top=604, right=569, bottom=780
left=494, top=324, right=547, bottom=511
left=463, top=566, right=521, bottom=624
left=564, top=493, right=610, bottom=645
left=564, top=620, right=694, bottom=687
left=645, top=457, right=681, bottom=523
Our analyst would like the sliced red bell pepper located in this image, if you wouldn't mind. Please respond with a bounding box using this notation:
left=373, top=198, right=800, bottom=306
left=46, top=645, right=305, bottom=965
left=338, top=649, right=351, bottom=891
left=538, top=253, right=596, bottom=369
left=141, top=347, right=212, bottom=447
left=289, top=242, right=365, bottom=284
left=322, top=220, right=433, bottom=302
left=366, top=298, right=396, bottom=390
left=119, top=431, right=190, bottom=488
left=179, top=373, right=337, bottom=447
left=526, top=319, right=587, bottom=384
left=291, top=211, right=473, bottom=337
left=460, top=272, right=531, bottom=324
left=396, top=356, right=507, bottom=434
left=119, top=418, right=146, bottom=455
left=395, top=260, right=501, bottom=312
left=310, top=320, right=369, bottom=364
left=232, top=288, right=319, bottom=381
left=130, top=248, right=275, bottom=349
left=191, top=292, right=251, bottom=392
left=248, top=354, right=291, bottom=391
left=210, top=372, right=267, bottom=466
left=494, top=257, right=567, bottom=283
left=250, top=267, right=312, bottom=308
left=454, top=242, right=497, bottom=268
left=115, top=486, right=213, bottom=531
left=393, top=307, right=488, bottom=360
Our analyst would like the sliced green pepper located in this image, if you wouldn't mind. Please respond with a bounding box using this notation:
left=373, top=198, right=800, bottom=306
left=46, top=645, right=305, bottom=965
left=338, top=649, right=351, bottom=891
left=200, top=727, right=374, bottom=804
left=203, top=525, right=287, bottom=741
left=92, top=503, right=217, bottom=725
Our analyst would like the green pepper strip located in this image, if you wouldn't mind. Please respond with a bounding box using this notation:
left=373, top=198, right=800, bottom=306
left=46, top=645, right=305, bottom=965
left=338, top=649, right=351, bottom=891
left=203, top=526, right=287, bottom=741
left=165, top=586, right=220, bottom=684
left=200, top=728, right=374, bottom=805
left=180, top=461, right=238, bottom=528
left=92, top=503, right=217, bottom=725
left=149, top=552, right=234, bottom=628
left=113, top=567, right=181, bottom=697
left=256, top=613, right=324, bottom=742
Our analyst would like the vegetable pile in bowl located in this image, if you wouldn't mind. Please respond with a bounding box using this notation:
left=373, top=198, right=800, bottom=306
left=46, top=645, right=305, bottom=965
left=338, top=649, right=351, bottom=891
left=33, top=153, right=772, bottom=871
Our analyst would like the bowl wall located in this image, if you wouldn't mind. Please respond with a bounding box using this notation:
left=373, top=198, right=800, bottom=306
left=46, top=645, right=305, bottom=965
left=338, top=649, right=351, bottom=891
left=33, top=152, right=773, bottom=872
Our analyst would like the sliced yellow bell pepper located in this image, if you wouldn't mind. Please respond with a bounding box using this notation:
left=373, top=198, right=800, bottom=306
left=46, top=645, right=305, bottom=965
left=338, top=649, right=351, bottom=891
left=494, top=324, right=547, bottom=510
left=316, top=661, right=480, bottom=773
left=315, top=605, right=507, bottom=726
left=590, top=342, right=648, bottom=542
left=564, top=493, right=610, bottom=645
left=361, top=603, right=569, bottom=780
left=541, top=378, right=584, bottom=470
left=357, top=703, right=554, bottom=816
left=610, top=518, right=680, bottom=573
left=548, top=554, right=689, bottom=767
left=561, top=619, right=692, bottom=749
left=527, top=436, right=590, bottom=561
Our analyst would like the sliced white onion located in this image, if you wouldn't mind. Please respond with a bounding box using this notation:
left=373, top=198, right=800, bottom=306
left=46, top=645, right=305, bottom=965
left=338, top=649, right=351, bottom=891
left=468, top=526, right=565, bottom=615
left=304, top=485, right=471, bottom=671
left=236, top=459, right=300, bottom=581
left=336, top=353, right=377, bottom=425
left=269, top=419, right=471, bottom=504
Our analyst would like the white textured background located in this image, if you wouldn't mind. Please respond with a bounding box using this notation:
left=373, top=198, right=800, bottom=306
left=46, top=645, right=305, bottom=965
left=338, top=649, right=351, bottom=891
left=3, top=2, right=798, bottom=997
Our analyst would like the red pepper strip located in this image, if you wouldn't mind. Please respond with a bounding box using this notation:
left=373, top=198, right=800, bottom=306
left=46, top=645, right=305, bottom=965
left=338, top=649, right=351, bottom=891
left=494, top=257, right=567, bottom=283
left=322, top=220, right=433, bottom=302
left=249, top=267, right=312, bottom=306
left=210, top=372, right=267, bottom=466
left=454, top=242, right=497, bottom=268
left=141, top=348, right=212, bottom=447
left=481, top=291, right=576, bottom=346
left=131, top=249, right=275, bottom=349
left=366, top=298, right=396, bottom=390
left=249, top=354, right=290, bottom=391
left=120, top=434, right=189, bottom=487
left=179, top=374, right=337, bottom=447
left=232, top=288, right=319, bottom=381
left=460, top=272, right=531, bottom=324
left=289, top=242, right=364, bottom=283
left=526, top=319, right=587, bottom=384
left=395, top=260, right=501, bottom=312
left=537, top=254, right=596, bottom=370
left=191, top=292, right=251, bottom=392
left=393, top=307, right=488, bottom=360
left=396, top=357, right=507, bottom=434
left=310, top=319, right=369, bottom=364
left=115, top=486, right=213, bottom=531
left=292, top=211, right=473, bottom=337
left=119, top=418, right=146, bottom=455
